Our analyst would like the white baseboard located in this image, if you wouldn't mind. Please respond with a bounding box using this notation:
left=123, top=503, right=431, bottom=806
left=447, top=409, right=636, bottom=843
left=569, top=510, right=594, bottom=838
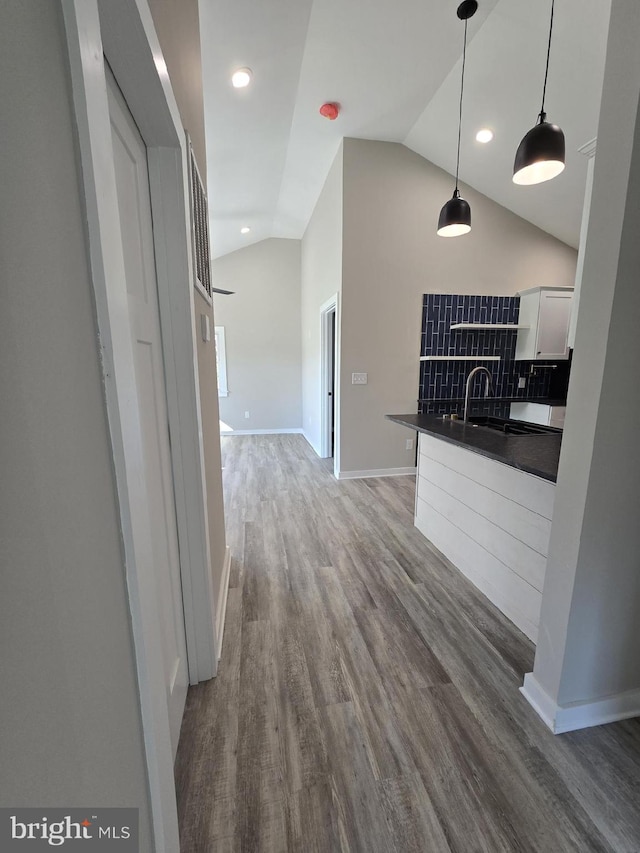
left=521, top=672, right=640, bottom=734
left=302, top=431, right=321, bottom=456
left=220, top=428, right=304, bottom=436
left=336, top=466, right=417, bottom=480
left=520, top=673, right=561, bottom=731
left=215, top=545, right=232, bottom=661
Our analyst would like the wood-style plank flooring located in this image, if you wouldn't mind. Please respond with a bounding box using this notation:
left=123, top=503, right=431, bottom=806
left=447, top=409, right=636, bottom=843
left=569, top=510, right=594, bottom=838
left=175, top=434, right=640, bottom=852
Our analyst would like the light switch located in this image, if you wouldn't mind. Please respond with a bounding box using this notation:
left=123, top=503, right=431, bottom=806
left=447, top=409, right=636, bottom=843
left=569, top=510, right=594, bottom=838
left=200, top=314, right=211, bottom=342
left=518, top=377, right=526, bottom=389
left=352, top=372, right=368, bottom=385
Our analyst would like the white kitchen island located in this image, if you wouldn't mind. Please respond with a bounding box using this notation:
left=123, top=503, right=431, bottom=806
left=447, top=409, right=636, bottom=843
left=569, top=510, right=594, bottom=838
left=415, top=432, right=555, bottom=643
left=388, top=413, right=562, bottom=644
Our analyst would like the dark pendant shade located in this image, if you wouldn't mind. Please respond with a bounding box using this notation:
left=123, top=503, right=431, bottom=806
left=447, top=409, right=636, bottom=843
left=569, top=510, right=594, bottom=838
left=457, top=0, right=478, bottom=18
left=437, top=190, right=471, bottom=237
left=437, top=1, right=476, bottom=238
left=513, top=119, right=565, bottom=185
left=514, top=0, right=565, bottom=187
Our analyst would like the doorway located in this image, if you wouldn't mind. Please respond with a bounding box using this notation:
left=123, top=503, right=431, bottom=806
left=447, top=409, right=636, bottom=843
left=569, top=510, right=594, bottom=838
left=107, top=70, right=188, bottom=758
left=330, top=310, right=336, bottom=456
left=320, top=295, right=339, bottom=471
left=62, top=1, right=222, bottom=846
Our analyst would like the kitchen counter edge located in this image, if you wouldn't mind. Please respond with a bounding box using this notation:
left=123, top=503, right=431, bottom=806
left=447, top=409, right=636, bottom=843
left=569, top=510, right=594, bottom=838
left=387, top=413, right=561, bottom=483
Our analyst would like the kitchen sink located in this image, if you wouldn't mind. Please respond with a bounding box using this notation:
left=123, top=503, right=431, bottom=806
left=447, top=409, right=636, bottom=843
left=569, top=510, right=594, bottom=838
left=467, top=415, right=561, bottom=436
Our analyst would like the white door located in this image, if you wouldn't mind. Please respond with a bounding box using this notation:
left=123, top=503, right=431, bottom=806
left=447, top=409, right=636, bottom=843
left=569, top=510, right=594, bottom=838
left=536, top=291, right=572, bottom=358
left=108, top=73, right=188, bottom=758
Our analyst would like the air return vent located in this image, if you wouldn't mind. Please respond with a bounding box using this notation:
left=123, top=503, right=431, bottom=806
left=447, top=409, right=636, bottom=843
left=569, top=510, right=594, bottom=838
left=188, top=140, right=212, bottom=299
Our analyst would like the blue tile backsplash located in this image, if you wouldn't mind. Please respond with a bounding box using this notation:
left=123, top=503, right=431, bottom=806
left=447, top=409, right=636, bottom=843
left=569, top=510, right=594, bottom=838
left=419, top=294, right=563, bottom=416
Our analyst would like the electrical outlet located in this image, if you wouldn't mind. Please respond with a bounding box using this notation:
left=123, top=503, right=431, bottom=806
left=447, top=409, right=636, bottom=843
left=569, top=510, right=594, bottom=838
left=244, top=411, right=250, bottom=419
left=518, top=377, right=526, bottom=389
left=406, top=438, right=414, bottom=451
left=352, top=372, right=368, bottom=385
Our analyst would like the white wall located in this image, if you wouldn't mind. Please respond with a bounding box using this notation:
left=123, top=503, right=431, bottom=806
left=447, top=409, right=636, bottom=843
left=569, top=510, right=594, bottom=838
left=339, top=139, right=578, bottom=474
left=0, top=3, right=152, bottom=844
left=526, top=0, right=640, bottom=724
left=301, top=145, right=344, bottom=455
left=147, top=0, right=207, bottom=179
left=211, top=238, right=302, bottom=431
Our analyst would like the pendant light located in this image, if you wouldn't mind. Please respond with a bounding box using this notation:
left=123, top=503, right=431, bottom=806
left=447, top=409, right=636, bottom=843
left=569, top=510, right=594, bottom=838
left=437, top=0, right=477, bottom=238
left=513, top=0, right=565, bottom=185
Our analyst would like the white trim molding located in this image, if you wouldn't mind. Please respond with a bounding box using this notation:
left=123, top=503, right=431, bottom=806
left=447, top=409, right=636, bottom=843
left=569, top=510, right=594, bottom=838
left=521, top=672, right=640, bottom=734
left=148, top=143, right=218, bottom=686
left=336, top=466, right=417, bottom=480
left=319, top=293, right=341, bottom=477
left=215, top=546, right=232, bottom=660
left=220, top=428, right=304, bottom=436
left=214, top=325, right=228, bottom=397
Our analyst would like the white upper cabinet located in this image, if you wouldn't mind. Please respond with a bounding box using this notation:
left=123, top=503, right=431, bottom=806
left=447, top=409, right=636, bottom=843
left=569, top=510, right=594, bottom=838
left=515, top=287, right=574, bottom=360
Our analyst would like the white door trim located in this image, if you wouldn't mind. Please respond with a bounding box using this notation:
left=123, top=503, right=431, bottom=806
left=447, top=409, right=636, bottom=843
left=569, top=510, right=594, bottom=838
left=320, top=294, right=340, bottom=474
left=61, top=0, right=217, bottom=848
left=146, top=143, right=218, bottom=685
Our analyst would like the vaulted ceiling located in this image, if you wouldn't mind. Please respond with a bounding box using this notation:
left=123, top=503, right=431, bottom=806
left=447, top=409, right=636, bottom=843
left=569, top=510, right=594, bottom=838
left=200, top=0, right=611, bottom=259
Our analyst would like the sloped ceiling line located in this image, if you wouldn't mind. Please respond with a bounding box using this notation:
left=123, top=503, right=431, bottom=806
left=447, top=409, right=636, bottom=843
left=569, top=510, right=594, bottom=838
left=200, top=0, right=611, bottom=258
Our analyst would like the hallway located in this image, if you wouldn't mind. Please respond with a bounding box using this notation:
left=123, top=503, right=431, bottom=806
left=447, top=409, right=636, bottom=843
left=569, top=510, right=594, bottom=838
left=175, top=435, right=640, bottom=852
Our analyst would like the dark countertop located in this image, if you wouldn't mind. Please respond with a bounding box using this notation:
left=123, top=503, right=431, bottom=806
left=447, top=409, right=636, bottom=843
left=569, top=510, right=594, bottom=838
left=387, top=413, right=562, bottom=482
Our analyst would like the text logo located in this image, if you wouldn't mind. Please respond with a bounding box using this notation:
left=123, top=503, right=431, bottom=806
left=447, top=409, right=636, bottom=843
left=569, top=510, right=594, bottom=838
left=1, top=809, right=138, bottom=851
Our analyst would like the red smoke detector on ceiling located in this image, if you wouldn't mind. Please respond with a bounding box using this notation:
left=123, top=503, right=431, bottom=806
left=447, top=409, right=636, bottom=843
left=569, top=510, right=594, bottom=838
left=319, top=102, right=340, bottom=120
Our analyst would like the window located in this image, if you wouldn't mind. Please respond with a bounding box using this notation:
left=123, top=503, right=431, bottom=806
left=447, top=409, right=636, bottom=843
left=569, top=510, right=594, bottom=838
left=214, top=326, right=228, bottom=397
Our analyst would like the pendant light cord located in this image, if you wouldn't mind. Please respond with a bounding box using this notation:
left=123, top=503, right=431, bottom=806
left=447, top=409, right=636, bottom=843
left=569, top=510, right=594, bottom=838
left=454, top=18, right=468, bottom=193
left=539, top=0, right=555, bottom=122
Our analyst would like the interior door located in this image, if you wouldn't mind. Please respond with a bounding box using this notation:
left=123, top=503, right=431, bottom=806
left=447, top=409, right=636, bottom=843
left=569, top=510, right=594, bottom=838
left=108, top=72, right=188, bottom=758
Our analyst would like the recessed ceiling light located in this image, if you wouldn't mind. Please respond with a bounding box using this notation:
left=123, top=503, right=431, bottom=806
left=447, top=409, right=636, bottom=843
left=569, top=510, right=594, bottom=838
left=476, top=128, right=494, bottom=144
left=240, top=226, right=251, bottom=234
left=231, top=68, right=252, bottom=89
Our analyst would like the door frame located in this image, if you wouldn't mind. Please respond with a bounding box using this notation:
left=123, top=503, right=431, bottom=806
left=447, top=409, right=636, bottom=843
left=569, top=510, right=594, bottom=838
left=61, top=0, right=218, bottom=848
left=320, top=294, right=340, bottom=474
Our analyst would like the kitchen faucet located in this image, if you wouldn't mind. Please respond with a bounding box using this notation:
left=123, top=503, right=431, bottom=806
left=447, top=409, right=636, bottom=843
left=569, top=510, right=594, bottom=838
left=463, top=366, right=494, bottom=423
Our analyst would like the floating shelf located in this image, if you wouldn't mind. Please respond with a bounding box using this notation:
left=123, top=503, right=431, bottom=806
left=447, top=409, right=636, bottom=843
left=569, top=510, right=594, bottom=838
left=450, top=323, right=529, bottom=330
left=420, top=355, right=501, bottom=362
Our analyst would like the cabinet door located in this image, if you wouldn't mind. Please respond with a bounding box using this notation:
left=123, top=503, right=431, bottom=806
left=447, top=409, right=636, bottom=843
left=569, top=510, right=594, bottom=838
left=536, top=291, right=572, bottom=359
left=514, top=292, right=539, bottom=360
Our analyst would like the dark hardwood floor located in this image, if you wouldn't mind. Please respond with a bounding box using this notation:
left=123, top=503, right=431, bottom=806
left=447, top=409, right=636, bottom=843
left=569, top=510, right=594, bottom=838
left=175, top=434, right=640, bottom=852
